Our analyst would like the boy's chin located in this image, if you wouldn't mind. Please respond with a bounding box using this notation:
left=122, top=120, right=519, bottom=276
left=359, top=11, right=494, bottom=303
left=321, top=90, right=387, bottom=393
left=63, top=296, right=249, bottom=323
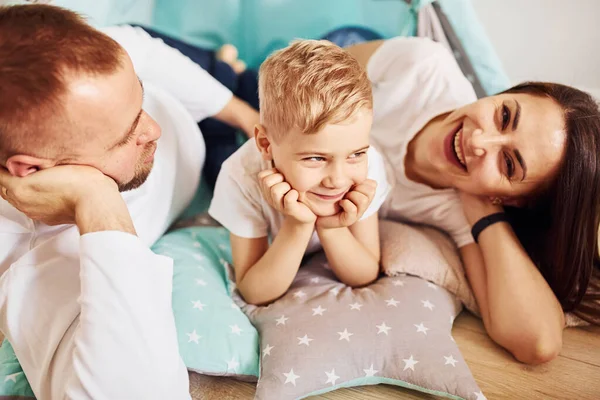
left=310, top=202, right=342, bottom=218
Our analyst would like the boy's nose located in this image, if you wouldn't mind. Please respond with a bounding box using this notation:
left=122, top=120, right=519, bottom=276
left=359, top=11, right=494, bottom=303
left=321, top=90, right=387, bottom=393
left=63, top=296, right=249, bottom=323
left=323, top=165, right=351, bottom=189
left=323, top=176, right=349, bottom=189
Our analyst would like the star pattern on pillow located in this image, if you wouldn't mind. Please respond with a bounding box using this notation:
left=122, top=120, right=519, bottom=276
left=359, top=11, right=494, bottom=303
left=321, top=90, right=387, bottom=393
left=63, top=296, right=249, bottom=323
left=236, top=254, right=484, bottom=400
left=154, top=227, right=260, bottom=379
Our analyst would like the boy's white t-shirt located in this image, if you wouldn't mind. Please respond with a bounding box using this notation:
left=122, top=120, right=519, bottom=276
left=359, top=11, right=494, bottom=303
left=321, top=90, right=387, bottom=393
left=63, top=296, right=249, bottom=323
left=367, top=37, right=478, bottom=248
left=209, top=140, right=391, bottom=254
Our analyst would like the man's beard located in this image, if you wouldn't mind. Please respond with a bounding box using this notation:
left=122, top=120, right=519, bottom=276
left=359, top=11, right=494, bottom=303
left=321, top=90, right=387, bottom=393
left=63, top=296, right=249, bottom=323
left=118, top=143, right=156, bottom=192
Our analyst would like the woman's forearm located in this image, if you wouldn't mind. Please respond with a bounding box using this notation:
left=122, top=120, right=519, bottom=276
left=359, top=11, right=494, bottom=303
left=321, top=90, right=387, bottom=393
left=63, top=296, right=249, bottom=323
left=465, top=222, right=565, bottom=364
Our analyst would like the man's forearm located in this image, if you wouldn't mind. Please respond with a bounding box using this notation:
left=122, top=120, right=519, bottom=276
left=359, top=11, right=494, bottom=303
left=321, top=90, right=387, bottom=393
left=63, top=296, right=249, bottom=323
left=238, top=218, right=314, bottom=305
left=75, top=192, right=136, bottom=236
left=317, top=227, right=379, bottom=287
left=72, top=232, right=190, bottom=399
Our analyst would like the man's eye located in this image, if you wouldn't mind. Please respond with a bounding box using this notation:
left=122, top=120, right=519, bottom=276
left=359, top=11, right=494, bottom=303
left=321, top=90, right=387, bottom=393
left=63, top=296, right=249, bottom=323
left=502, top=104, right=511, bottom=130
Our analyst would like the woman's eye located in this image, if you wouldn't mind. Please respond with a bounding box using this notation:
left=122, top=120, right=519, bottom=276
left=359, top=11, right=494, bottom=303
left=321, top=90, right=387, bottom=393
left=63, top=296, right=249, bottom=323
left=502, top=104, right=511, bottom=130
left=504, top=152, right=515, bottom=178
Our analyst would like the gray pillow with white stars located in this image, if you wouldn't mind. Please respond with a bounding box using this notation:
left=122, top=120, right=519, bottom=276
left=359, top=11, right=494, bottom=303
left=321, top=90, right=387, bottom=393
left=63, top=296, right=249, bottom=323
left=233, top=253, right=486, bottom=400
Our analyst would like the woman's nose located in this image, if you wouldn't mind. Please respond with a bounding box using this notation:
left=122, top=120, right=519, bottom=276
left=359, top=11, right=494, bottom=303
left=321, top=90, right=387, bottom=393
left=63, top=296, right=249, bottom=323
left=468, top=129, right=508, bottom=156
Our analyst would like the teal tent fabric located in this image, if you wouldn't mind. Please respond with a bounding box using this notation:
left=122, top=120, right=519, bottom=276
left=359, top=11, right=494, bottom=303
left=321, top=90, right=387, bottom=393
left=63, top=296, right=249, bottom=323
left=152, top=0, right=418, bottom=69
left=52, top=0, right=509, bottom=95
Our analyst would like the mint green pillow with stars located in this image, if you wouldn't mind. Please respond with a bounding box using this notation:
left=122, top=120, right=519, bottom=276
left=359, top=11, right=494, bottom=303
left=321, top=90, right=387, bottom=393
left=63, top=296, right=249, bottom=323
left=0, top=340, right=35, bottom=399
left=152, top=225, right=260, bottom=380
left=0, top=224, right=259, bottom=399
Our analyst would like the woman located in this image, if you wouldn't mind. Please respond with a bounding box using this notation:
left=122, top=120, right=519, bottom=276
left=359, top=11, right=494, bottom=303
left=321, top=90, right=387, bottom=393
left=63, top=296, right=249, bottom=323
left=346, top=37, right=600, bottom=364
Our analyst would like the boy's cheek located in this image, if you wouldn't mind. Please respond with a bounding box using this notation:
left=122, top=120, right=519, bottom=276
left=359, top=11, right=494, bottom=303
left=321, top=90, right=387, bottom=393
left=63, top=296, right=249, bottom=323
left=284, top=170, right=317, bottom=193
left=351, top=166, right=369, bottom=185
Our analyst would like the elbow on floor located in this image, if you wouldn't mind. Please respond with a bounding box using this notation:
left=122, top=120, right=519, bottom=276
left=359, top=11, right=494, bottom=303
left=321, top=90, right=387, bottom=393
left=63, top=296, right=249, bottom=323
left=513, top=334, right=562, bottom=365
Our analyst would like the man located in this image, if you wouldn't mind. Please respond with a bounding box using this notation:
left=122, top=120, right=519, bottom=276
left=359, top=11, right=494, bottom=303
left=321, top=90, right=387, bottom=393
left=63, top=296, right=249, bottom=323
left=0, top=4, right=258, bottom=399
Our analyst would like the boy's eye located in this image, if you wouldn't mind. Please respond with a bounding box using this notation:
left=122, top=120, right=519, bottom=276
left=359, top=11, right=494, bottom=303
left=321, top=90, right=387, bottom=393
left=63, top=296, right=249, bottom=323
left=349, top=151, right=367, bottom=159
left=303, top=156, right=326, bottom=162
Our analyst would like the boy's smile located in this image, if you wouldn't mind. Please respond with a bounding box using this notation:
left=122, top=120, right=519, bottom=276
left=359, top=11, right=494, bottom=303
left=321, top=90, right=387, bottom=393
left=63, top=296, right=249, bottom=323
left=260, top=108, right=373, bottom=217
left=308, top=190, right=349, bottom=202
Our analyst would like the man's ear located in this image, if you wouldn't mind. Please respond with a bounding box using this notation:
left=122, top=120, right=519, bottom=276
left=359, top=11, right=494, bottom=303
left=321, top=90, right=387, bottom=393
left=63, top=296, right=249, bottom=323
left=254, top=124, right=273, bottom=161
left=5, top=155, right=53, bottom=177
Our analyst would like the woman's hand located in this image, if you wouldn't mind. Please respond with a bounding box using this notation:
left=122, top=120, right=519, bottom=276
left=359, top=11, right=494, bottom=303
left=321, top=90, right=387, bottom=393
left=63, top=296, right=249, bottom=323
left=458, top=191, right=504, bottom=226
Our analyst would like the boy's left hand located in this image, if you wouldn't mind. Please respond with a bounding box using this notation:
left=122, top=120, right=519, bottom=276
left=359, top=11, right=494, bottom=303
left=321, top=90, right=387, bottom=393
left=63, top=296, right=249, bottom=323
left=316, top=179, right=377, bottom=229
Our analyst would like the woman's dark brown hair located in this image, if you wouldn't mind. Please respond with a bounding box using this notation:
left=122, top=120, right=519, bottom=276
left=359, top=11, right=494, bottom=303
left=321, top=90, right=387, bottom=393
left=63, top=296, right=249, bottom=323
left=502, top=82, right=600, bottom=324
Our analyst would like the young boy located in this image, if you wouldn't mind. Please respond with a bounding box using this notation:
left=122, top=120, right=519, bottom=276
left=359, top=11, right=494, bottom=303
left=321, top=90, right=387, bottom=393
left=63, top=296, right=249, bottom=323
left=209, top=40, right=391, bottom=305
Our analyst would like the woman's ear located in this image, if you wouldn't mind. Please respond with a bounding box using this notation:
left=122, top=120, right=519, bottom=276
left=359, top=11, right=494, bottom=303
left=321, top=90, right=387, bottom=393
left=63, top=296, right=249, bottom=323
left=254, top=124, right=273, bottom=161
left=5, top=154, right=53, bottom=177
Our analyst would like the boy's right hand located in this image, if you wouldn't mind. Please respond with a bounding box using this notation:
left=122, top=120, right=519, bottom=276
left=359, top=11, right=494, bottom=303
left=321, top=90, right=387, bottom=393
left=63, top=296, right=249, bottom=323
left=258, top=168, right=316, bottom=225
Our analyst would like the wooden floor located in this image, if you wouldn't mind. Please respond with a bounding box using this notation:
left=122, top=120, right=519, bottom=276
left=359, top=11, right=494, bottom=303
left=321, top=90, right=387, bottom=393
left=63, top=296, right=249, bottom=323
left=1, top=313, right=598, bottom=399
left=188, top=312, right=600, bottom=400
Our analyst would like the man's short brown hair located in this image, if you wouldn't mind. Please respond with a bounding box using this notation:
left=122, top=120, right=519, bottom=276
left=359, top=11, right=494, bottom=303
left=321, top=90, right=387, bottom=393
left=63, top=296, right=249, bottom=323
left=0, top=4, right=123, bottom=161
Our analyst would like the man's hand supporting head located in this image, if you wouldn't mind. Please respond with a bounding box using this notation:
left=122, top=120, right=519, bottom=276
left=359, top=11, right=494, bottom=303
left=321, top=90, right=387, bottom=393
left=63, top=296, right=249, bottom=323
left=0, top=165, right=136, bottom=236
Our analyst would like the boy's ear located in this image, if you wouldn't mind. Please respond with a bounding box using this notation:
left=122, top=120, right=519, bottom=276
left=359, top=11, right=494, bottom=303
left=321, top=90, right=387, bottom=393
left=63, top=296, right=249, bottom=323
left=254, top=124, right=273, bottom=161
left=5, top=154, right=53, bottom=177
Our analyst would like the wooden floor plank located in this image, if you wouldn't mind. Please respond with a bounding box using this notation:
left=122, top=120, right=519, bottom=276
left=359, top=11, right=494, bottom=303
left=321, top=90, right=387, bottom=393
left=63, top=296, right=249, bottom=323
left=453, top=313, right=600, bottom=400
left=559, top=326, right=600, bottom=367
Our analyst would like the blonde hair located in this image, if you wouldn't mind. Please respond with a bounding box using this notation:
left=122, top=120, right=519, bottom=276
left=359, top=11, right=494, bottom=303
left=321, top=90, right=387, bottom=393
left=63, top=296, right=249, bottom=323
left=258, top=39, right=372, bottom=141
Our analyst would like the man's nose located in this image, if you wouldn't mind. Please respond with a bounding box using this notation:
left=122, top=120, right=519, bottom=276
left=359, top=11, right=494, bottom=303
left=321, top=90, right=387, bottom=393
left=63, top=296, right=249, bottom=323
left=137, top=113, right=162, bottom=145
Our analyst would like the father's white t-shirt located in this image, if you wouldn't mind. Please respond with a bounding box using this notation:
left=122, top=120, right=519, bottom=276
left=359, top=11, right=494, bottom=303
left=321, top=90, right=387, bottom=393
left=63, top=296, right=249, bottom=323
left=0, top=25, right=232, bottom=400
left=367, top=37, right=478, bottom=248
left=209, top=140, right=391, bottom=254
